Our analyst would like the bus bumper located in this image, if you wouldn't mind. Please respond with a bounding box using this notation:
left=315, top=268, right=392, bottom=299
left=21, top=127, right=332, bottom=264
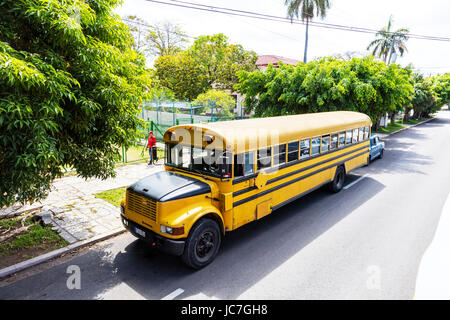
left=121, top=215, right=185, bottom=256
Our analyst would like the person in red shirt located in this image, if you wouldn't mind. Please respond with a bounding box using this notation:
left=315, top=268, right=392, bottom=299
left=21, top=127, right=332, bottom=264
left=147, top=131, right=158, bottom=165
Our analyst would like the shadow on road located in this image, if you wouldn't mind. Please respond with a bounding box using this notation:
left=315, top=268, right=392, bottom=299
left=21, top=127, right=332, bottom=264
left=105, top=176, right=385, bottom=300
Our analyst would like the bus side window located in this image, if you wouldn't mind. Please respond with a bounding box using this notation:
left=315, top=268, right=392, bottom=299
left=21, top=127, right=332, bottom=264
left=234, top=152, right=254, bottom=177
left=288, top=141, right=299, bottom=162
left=300, top=139, right=310, bottom=158
left=311, top=137, right=321, bottom=155
left=364, top=126, right=370, bottom=139
left=331, top=133, right=338, bottom=150
left=321, top=135, right=330, bottom=153
left=352, top=128, right=358, bottom=143
left=338, top=132, right=345, bottom=147
left=273, top=144, right=287, bottom=166
left=234, top=154, right=244, bottom=178
left=359, top=127, right=364, bottom=141
left=346, top=130, right=352, bottom=144
left=244, top=152, right=255, bottom=176
left=257, top=147, right=271, bottom=171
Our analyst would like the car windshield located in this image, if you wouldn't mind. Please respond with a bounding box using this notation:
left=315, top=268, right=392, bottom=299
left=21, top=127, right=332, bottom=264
left=165, top=143, right=231, bottom=178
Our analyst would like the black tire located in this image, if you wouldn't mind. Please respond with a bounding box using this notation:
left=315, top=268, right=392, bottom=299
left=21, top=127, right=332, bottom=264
left=379, top=149, right=384, bottom=159
left=328, top=166, right=346, bottom=193
left=182, top=218, right=222, bottom=269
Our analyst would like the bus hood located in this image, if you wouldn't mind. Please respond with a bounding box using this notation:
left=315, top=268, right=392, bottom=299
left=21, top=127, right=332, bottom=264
left=127, top=171, right=211, bottom=202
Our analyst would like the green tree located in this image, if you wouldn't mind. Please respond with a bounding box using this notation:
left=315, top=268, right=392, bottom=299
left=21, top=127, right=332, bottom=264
left=0, top=0, right=152, bottom=207
left=154, top=33, right=257, bottom=101
left=284, top=0, right=331, bottom=63
left=410, top=73, right=438, bottom=119
left=367, top=15, right=409, bottom=64
left=431, top=73, right=450, bottom=108
left=193, top=90, right=236, bottom=118
left=154, top=52, right=209, bottom=101
left=187, top=33, right=257, bottom=90
left=236, top=56, right=413, bottom=129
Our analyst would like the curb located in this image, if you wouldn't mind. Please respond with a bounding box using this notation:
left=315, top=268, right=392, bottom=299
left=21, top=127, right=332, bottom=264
left=0, top=228, right=126, bottom=279
left=379, top=117, right=435, bottom=138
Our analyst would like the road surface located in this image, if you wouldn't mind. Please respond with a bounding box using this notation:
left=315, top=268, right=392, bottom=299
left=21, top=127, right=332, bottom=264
left=1, top=111, right=450, bottom=300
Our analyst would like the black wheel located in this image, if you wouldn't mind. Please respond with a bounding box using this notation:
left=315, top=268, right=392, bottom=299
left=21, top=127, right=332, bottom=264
left=182, top=218, right=222, bottom=269
left=328, top=166, right=346, bottom=193
left=379, top=149, right=384, bottom=159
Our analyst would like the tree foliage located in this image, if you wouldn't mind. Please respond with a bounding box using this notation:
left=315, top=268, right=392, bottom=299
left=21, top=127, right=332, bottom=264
left=145, top=21, right=189, bottom=57
left=0, top=0, right=152, bottom=207
left=409, top=73, right=439, bottom=119
left=186, top=33, right=257, bottom=90
left=431, top=73, right=450, bottom=108
left=154, top=33, right=257, bottom=101
left=367, top=15, right=409, bottom=64
left=236, top=56, right=413, bottom=127
left=154, top=52, right=209, bottom=101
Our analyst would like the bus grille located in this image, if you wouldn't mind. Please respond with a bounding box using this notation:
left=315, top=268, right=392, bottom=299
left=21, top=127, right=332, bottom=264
left=127, top=190, right=157, bottom=221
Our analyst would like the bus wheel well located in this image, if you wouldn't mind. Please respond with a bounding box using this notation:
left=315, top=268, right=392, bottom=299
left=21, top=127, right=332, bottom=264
left=194, top=213, right=225, bottom=236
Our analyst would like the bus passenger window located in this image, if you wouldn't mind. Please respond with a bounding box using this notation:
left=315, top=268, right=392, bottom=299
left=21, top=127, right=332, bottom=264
left=244, top=152, right=254, bottom=176
left=288, top=141, right=299, bottom=162
left=273, top=144, right=286, bottom=166
left=311, top=137, right=320, bottom=155
left=346, top=130, right=352, bottom=144
left=257, top=148, right=271, bottom=171
left=359, top=127, right=364, bottom=141
left=331, top=133, right=338, bottom=150
left=234, top=154, right=244, bottom=178
left=321, top=135, right=330, bottom=153
left=364, top=126, right=370, bottom=139
left=338, top=132, right=345, bottom=147
left=300, top=139, right=310, bottom=158
left=352, top=129, right=358, bottom=143
left=235, top=152, right=254, bottom=177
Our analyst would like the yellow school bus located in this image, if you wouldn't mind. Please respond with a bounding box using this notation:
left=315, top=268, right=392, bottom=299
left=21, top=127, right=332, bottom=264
left=120, top=111, right=372, bottom=269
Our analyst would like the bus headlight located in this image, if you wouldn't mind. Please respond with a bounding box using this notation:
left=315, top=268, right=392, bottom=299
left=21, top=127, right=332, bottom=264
left=160, top=225, right=184, bottom=235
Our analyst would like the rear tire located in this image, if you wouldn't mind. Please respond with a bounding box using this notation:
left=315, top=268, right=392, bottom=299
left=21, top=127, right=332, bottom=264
left=328, top=166, right=346, bottom=193
left=182, top=218, right=222, bottom=270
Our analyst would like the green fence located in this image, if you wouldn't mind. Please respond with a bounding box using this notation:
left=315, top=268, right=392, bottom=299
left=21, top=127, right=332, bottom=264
left=117, top=99, right=249, bottom=164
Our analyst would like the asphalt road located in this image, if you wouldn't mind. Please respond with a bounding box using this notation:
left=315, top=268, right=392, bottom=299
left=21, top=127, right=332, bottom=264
left=1, top=111, right=450, bottom=300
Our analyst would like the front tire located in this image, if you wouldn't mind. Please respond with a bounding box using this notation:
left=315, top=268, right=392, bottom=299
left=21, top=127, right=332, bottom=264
left=328, top=166, right=346, bottom=193
left=379, top=149, right=384, bottom=159
left=182, top=218, right=222, bottom=269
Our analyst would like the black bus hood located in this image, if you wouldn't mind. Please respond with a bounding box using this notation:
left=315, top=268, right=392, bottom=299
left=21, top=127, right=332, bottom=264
left=127, top=171, right=211, bottom=202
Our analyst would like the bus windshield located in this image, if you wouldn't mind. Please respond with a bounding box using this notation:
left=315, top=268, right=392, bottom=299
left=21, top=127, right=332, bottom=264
left=166, top=143, right=231, bottom=178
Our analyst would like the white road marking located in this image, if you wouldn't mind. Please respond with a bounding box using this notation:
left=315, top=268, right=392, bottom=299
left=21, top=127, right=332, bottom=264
left=161, top=288, right=185, bottom=300
left=95, top=282, right=146, bottom=300
left=343, top=175, right=367, bottom=190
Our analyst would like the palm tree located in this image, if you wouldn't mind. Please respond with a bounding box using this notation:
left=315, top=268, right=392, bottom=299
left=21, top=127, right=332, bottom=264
left=367, top=15, right=409, bottom=64
left=284, top=0, right=331, bottom=63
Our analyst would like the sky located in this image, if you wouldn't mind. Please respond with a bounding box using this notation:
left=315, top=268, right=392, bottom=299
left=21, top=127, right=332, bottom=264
left=116, top=0, right=450, bottom=75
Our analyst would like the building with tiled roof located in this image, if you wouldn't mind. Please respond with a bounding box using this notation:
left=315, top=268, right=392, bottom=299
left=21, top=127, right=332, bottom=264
left=256, top=55, right=300, bottom=70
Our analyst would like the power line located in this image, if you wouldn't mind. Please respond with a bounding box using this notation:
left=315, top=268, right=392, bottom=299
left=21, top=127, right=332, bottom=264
left=122, top=17, right=196, bottom=39
left=143, top=0, right=450, bottom=42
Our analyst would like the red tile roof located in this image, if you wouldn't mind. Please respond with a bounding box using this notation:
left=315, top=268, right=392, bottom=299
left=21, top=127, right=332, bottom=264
left=256, top=55, right=300, bottom=67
